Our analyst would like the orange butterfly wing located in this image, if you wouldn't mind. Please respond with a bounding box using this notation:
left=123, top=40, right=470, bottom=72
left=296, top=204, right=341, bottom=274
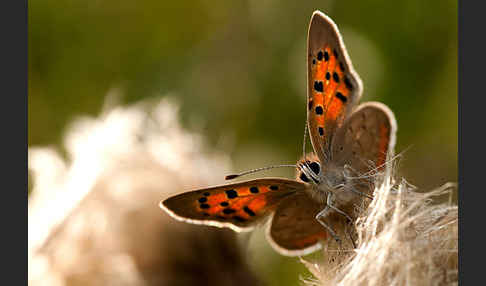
left=160, top=178, right=306, bottom=232
left=307, top=11, right=363, bottom=162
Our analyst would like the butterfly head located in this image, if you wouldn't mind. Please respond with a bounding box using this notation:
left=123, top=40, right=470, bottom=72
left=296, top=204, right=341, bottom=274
left=296, top=154, right=350, bottom=197
left=297, top=160, right=321, bottom=184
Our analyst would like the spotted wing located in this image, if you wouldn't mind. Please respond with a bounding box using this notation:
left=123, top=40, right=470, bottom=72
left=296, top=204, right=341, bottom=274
left=266, top=192, right=328, bottom=256
left=307, top=11, right=363, bottom=163
left=331, top=102, right=397, bottom=182
left=160, top=178, right=306, bottom=232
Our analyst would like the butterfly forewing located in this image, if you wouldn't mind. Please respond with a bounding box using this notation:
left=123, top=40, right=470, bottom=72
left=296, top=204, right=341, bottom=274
left=307, top=11, right=363, bottom=163
left=331, top=102, right=397, bottom=181
left=160, top=178, right=306, bottom=232
left=267, top=192, right=328, bottom=256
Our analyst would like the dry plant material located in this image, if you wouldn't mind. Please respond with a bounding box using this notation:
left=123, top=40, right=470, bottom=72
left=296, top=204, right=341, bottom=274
left=301, top=170, right=457, bottom=286
left=28, top=96, right=261, bottom=286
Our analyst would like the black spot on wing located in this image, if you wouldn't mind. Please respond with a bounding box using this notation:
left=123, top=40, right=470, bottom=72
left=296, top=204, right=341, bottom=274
left=339, top=62, right=345, bottom=72
left=333, top=49, right=338, bottom=58
left=225, top=189, right=238, bottom=199
left=333, top=72, right=340, bottom=83
left=344, top=76, right=353, bottom=91
left=336, top=92, right=347, bottom=103
left=324, top=51, right=329, bottom=61
left=200, top=203, right=210, bottom=209
left=223, top=208, right=236, bottom=214
left=244, top=206, right=256, bottom=216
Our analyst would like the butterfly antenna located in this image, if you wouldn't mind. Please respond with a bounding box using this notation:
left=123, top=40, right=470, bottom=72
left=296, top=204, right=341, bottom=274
left=302, top=121, right=308, bottom=160
left=225, top=164, right=297, bottom=180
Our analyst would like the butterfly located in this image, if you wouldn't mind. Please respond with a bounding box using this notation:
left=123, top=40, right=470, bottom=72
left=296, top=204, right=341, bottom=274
left=160, top=10, right=397, bottom=256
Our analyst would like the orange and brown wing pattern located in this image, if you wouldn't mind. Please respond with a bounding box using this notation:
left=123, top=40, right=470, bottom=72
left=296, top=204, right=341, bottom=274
left=160, top=178, right=306, bottom=232
left=267, top=192, right=328, bottom=256
left=307, top=11, right=363, bottom=163
left=331, top=102, right=397, bottom=178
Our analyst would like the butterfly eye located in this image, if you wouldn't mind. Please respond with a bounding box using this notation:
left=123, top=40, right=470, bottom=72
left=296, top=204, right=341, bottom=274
left=299, top=173, right=310, bottom=182
left=309, top=162, right=320, bottom=175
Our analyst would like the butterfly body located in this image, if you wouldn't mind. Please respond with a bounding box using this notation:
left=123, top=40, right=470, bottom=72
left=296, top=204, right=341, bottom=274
left=161, top=11, right=397, bottom=256
left=305, top=165, right=353, bottom=206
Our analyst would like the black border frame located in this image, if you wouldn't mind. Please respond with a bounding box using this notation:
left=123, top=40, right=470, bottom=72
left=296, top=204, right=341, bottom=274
left=3, top=0, right=28, bottom=283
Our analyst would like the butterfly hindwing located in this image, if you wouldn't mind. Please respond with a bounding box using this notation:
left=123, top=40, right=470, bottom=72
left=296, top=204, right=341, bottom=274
left=160, top=178, right=306, bottom=232
left=267, top=192, right=328, bottom=256
left=331, top=102, right=397, bottom=180
left=307, top=11, right=363, bottom=162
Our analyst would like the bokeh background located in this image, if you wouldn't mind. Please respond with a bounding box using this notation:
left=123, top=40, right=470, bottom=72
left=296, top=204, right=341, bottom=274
left=29, top=0, right=457, bottom=285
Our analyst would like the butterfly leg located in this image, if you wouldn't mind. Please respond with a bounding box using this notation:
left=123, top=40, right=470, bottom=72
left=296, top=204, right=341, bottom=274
left=315, top=208, right=341, bottom=243
left=315, top=193, right=341, bottom=243
left=325, top=192, right=353, bottom=223
left=345, top=226, right=357, bottom=249
left=328, top=204, right=353, bottom=223
left=326, top=192, right=359, bottom=248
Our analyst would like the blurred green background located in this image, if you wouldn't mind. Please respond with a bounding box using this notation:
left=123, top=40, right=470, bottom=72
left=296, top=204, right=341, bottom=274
left=29, top=0, right=457, bottom=285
